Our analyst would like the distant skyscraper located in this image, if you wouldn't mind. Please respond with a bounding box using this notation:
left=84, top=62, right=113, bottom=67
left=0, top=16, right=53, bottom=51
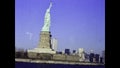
left=72, top=50, right=77, bottom=55
left=51, top=38, right=58, bottom=51
left=89, top=50, right=95, bottom=63
left=95, top=54, right=100, bottom=63
left=73, top=50, right=76, bottom=53
left=62, top=50, right=64, bottom=54
left=89, top=53, right=94, bottom=63
left=102, top=50, right=105, bottom=63
left=78, top=48, right=85, bottom=61
left=102, top=50, right=105, bottom=58
left=65, top=49, right=70, bottom=55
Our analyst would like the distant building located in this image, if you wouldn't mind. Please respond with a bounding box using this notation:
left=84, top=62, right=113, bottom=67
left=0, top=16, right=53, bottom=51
left=102, top=50, right=105, bottom=63
left=78, top=48, right=85, bottom=61
left=73, top=50, right=76, bottom=53
left=89, top=53, right=94, bottom=63
left=65, top=49, right=70, bottom=55
left=84, top=53, right=89, bottom=61
left=51, top=38, right=57, bottom=51
left=100, top=57, right=103, bottom=63
left=62, top=50, right=64, bottom=54
left=95, top=54, right=100, bottom=63
left=84, top=52, right=89, bottom=59
left=16, top=48, right=24, bottom=52
left=72, top=50, right=76, bottom=55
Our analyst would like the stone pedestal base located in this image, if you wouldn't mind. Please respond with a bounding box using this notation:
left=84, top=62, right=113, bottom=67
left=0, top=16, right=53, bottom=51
left=27, top=48, right=56, bottom=59
left=27, top=48, right=56, bottom=54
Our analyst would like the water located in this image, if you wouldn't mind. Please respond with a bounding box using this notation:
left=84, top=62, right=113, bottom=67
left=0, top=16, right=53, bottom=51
left=16, top=62, right=104, bottom=68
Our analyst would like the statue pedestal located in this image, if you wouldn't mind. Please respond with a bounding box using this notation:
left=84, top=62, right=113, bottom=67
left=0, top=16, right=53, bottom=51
left=27, top=2, right=55, bottom=59
left=27, top=31, right=56, bottom=58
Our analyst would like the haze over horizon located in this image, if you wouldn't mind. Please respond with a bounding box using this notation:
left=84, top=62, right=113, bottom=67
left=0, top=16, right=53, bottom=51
left=15, top=0, right=105, bottom=55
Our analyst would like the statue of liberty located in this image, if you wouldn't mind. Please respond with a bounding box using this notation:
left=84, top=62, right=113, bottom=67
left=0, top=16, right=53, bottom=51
left=27, top=1, right=56, bottom=55
left=41, top=2, right=52, bottom=31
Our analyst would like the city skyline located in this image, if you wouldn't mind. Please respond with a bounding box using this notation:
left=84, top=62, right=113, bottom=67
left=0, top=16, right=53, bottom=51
left=15, top=0, right=105, bottom=55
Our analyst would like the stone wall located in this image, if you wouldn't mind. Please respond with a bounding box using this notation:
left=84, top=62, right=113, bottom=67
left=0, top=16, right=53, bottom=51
left=27, top=52, right=80, bottom=61
left=52, top=54, right=80, bottom=61
left=52, top=54, right=66, bottom=61
left=27, top=52, right=37, bottom=59
left=27, top=52, right=53, bottom=60
left=66, top=55, right=79, bottom=61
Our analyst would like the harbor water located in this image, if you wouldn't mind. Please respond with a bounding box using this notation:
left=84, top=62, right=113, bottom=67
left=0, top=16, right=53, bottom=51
left=16, top=62, right=104, bottom=68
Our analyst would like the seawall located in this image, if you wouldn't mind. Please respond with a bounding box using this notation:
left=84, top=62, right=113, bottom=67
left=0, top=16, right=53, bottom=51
left=15, top=58, right=104, bottom=65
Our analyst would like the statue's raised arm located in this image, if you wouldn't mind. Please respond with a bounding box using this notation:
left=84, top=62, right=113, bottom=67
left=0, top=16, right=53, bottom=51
left=41, top=2, right=53, bottom=31
left=47, top=2, right=52, bottom=12
left=49, top=2, right=52, bottom=9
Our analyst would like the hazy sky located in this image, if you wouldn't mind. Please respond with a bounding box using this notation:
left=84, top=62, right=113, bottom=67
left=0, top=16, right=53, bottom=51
left=15, top=0, right=105, bottom=55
